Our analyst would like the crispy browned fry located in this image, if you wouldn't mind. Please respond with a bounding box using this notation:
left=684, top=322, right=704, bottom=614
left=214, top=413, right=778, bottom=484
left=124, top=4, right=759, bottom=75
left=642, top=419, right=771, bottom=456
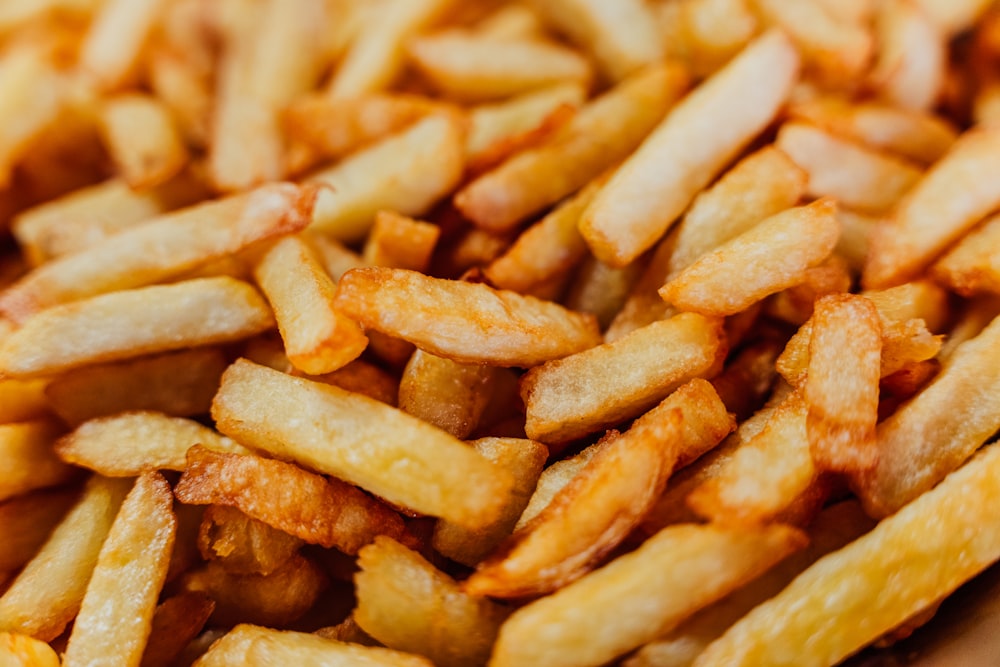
left=455, top=63, right=689, bottom=232
left=56, top=411, right=247, bottom=476
left=852, top=314, right=1000, bottom=517
left=77, top=0, right=165, bottom=90
left=0, top=377, right=49, bottom=423
left=0, top=632, right=60, bottom=667
left=181, top=554, right=327, bottom=628
left=355, top=536, right=509, bottom=667
left=467, top=407, right=685, bottom=597
left=763, top=252, right=852, bottom=327
left=98, top=92, right=188, bottom=189
left=0, top=489, right=77, bottom=573
left=0, top=420, right=73, bottom=502
left=398, top=350, right=501, bottom=439
left=197, top=504, right=302, bottom=575
left=805, top=294, right=881, bottom=472
left=362, top=211, right=440, bottom=272
left=334, top=267, right=600, bottom=366
left=776, top=122, right=922, bottom=213
left=931, top=211, right=1000, bottom=295
left=312, top=358, right=399, bottom=406
left=0, top=476, right=130, bottom=641
left=939, top=295, right=1000, bottom=362
left=139, top=592, right=215, bottom=667
left=0, top=277, right=275, bottom=378
left=0, top=182, right=316, bottom=322
left=63, top=472, right=176, bottom=667
left=175, top=445, right=409, bottom=553
left=522, top=313, right=725, bottom=444
left=580, top=30, right=799, bottom=267
left=491, top=522, right=807, bottom=667
left=710, top=340, right=783, bottom=422
left=865, top=124, right=1000, bottom=289
left=694, top=443, right=1000, bottom=667
left=869, top=0, right=946, bottom=111
left=659, top=199, right=840, bottom=317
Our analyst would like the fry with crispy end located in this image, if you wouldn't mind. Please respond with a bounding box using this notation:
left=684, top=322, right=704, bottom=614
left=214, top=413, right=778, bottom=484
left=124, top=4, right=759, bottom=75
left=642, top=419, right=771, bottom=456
left=253, top=234, right=367, bottom=375
left=0, top=420, right=74, bottom=502
left=63, top=472, right=176, bottom=667
left=0, top=277, right=275, bottom=378
left=522, top=313, right=725, bottom=444
left=659, top=199, right=840, bottom=317
left=77, top=0, right=165, bottom=90
left=931, top=211, right=1000, bottom=296
left=490, top=522, right=807, bottom=667
left=580, top=30, right=800, bottom=267
left=694, top=443, right=1000, bottom=667
left=212, top=359, right=513, bottom=528
left=175, top=445, right=410, bottom=553
left=805, top=294, right=882, bottom=472
left=869, top=0, right=946, bottom=112
left=334, top=267, right=600, bottom=366
left=0, top=476, right=130, bottom=641
left=864, top=124, right=1000, bottom=289
left=56, top=411, right=247, bottom=476
left=0, top=183, right=317, bottom=322
left=467, top=407, right=685, bottom=597
left=455, top=62, right=689, bottom=232
left=139, top=592, right=215, bottom=667
left=851, top=314, right=1000, bottom=517
left=197, top=505, right=302, bottom=575
left=355, top=536, right=509, bottom=667
left=0, top=632, right=60, bottom=667
left=0, top=489, right=78, bottom=573
left=193, top=624, right=434, bottom=667
left=98, top=92, right=188, bottom=189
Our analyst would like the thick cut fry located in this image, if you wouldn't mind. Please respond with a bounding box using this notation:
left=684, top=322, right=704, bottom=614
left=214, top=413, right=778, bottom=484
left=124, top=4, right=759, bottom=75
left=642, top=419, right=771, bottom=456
left=63, top=473, right=176, bottom=667
left=193, top=624, right=433, bottom=667
left=0, top=476, right=130, bottom=641
left=0, top=489, right=78, bottom=573
left=660, top=199, right=840, bottom=317
left=175, top=445, right=410, bottom=553
left=212, top=359, right=513, bottom=528
left=931, top=211, right=1000, bottom=295
left=313, top=358, right=400, bottom=406
left=362, top=211, right=440, bottom=272
left=852, top=314, right=1000, bottom=517
left=805, top=294, right=882, bottom=472
left=490, top=523, right=807, bottom=667
left=197, top=505, right=302, bottom=575
left=139, top=592, right=215, bottom=667
left=776, top=122, right=922, bottom=213
left=0, top=632, right=60, bottom=667
left=334, top=267, right=600, bottom=367
left=694, top=443, right=1000, bottom=667
left=355, top=537, right=509, bottom=667
left=99, top=93, right=188, bottom=189
left=45, top=348, right=228, bottom=427
left=0, top=183, right=316, bottom=322
left=522, top=313, right=725, bottom=444
left=56, top=412, right=247, bottom=476
left=307, top=113, right=464, bottom=243
left=870, top=0, right=947, bottom=112
left=467, top=407, right=685, bottom=597
left=864, top=124, right=1000, bottom=289
left=0, top=277, right=275, bottom=378
left=0, top=420, right=73, bottom=502
left=455, top=63, right=689, bottom=232
left=78, top=0, right=166, bottom=90
left=580, top=30, right=800, bottom=267
left=253, top=234, right=367, bottom=375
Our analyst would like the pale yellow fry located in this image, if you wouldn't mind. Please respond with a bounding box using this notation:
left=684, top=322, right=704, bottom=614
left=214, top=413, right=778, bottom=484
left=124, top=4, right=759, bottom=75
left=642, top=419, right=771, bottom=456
left=56, top=411, right=248, bottom=476
left=307, top=113, right=464, bottom=243
left=212, top=359, right=513, bottom=528
left=0, top=420, right=73, bottom=502
left=931, top=211, right=1000, bottom=296
left=193, top=624, right=433, bottom=667
left=522, top=313, right=725, bottom=444
left=565, top=256, right=644, bottom=331
left=456, top=63, right=689, bottom=232
left=78, top=0, right=166, bottom=90
left=334, top=267, right=600, bottom=367
left=580, top=30, right=799, bottom=267
left=0, top=476, right=130, bottom=641
left=473, top=4, right=545, bottom=41
left=864, top=124, right=1000, bottom=289
left=660, top=199, right=840, bottom=317
left=0, top=183, right=315, bottom=322
left=0, top=277, right=275, bottom=378
left=64, top=473, right=176, bottom=667
left=0, top=632, right=60, bottom=667
left=776, top=122, right=922, bottom=213
left=490, top=523, right=807, bottom=667
left=253, top=234, right=367, bottom=375
left=355, top=537, right=508, bottom=667
left=852, top=313, right=1000, bottom=517
left=99, top=93, right=188, bottom=189
left=694, top=443, right=1000, bottom=667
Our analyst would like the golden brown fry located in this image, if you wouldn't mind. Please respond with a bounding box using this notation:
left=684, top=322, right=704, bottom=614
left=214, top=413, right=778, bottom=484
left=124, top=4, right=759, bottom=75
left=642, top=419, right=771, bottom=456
left=312, top=358, right=399, bottom=406
left=0, top=420, right=73, bottom=502
left=565, top=256, right=644, bottom=331
left=710, top=340, right=783, bottom=421
left=98, top=92, right=188, bottom=189
left=0, top=377, right=49, bottom=423
left=362, top=211, right=440, bottom=272
left=657, top=0, right=759, bottom=78
left=0, top=632, right=60, bottom=667
left=197, top=504, right=302, bottom=575
left=139, top=592, right=215, bottom=667
left=0, top=489, right=78, bottom=573
left=931, top=211, right=1000, bottom=295
left=869, top=0, right=947, bottom=111
left=78, top=0, right=165, bottom=90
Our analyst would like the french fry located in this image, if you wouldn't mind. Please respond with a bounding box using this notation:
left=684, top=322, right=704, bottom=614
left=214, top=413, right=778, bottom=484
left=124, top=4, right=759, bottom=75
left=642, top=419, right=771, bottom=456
left=0, top=632, right=60, bottom=667
left=63, top=472, right=176, bottom=667
left=334, top=267, right=601, bottom=366
left=0, top=489, right=78, bottom=573
left=931, top=211, right=1000, bottom=295
left=0, top=420, right=74, bottom=502
left=77, top=0, right=165, bottom=90
left=139, top=592, right=215, bottom=667
left=175, top=445, right=410, bottom=553
left=312, top=358, right=400, bottom=406
left=98, top=93, right=188, bottom=189
left=362, top=211, right=440, bottom=272
left=580, top=30, right=799, bottom=267
left=490, top=522, right=807, bottom=667
left=0, top=277, right=275, bottom=378
left=659, top=199, right=840, bottom=317
left=912, top=0, right=992, bottom=37
left=197, top=504, right=302, bottom=575
left=473, top=4, right=545, bottom=41
left=146, top=45, right=212, bottom=150
left=938, top=294, right=1000, bottom=362
left=0, top=377, right=49, bottom=423
left=55, top=411, right=247, bottom=476
left=710, top=339, right=783, bottom=421
left=455, top=63, right=689, bottom=233
left=355, top=536, right=509, bottom=667
left=211, top=359, right=514, bottom=528
left=0, top=476, right=130, bottom=641
left=656, top=0, right=759, bottom=78
left=521, top=313, right=725, bottom=444
left=564, top=256, right=644, bottom=331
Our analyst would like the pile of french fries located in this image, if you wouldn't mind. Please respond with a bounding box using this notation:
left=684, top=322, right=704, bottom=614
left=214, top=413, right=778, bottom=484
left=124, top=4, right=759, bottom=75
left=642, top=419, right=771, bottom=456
left=4, top=0, right=1000, bottom=665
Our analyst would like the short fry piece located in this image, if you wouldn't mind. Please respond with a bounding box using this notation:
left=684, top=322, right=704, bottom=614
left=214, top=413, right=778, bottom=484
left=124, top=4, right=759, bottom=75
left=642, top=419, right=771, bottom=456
left=99, top=93, right=188, bottom=189
left=398, top=350, right=501, bottom=439
left=362, top=211, right=440, bottom=273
